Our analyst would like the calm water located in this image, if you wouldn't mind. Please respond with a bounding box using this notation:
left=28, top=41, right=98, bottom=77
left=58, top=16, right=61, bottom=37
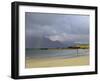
left=26, top=49, right=89, bottom=59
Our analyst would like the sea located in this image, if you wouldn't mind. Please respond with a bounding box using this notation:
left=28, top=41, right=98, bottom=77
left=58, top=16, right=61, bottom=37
left=26, top=49, right=89, bottom=59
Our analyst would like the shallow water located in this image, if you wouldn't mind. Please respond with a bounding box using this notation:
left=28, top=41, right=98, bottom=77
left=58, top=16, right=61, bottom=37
left=26, top=49, right=89, bottom=59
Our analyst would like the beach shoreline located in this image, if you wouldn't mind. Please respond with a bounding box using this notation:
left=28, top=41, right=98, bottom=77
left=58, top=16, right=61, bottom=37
left=25, top=55, right=89, bottom=68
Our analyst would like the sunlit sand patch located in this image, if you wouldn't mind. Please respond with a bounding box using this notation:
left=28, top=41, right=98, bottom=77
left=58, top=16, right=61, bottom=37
left=25, top=55, right=89, bottom=68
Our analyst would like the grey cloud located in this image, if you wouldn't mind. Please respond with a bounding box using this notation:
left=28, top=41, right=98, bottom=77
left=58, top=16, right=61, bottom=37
left=25, top=12, right=89, bottom=48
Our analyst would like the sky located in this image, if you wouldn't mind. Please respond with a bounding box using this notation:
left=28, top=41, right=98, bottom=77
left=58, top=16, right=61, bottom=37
left=25, top=12, right=89, bottom=48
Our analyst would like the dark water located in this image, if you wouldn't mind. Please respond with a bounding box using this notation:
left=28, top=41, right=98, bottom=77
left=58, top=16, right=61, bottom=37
left=26, top=49, right=89, bottom=59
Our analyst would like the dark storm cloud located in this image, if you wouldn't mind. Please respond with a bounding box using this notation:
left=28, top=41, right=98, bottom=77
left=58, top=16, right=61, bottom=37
left=25, top=12, right=89, bottom=48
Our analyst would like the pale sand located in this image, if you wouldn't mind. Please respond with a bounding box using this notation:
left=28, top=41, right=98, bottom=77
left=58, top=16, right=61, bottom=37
left=25, top=55, right=89, bottom=68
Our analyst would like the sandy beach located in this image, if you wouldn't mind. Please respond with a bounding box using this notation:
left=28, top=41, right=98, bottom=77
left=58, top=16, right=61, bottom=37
left=25, top=55, right=89, bottom=68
